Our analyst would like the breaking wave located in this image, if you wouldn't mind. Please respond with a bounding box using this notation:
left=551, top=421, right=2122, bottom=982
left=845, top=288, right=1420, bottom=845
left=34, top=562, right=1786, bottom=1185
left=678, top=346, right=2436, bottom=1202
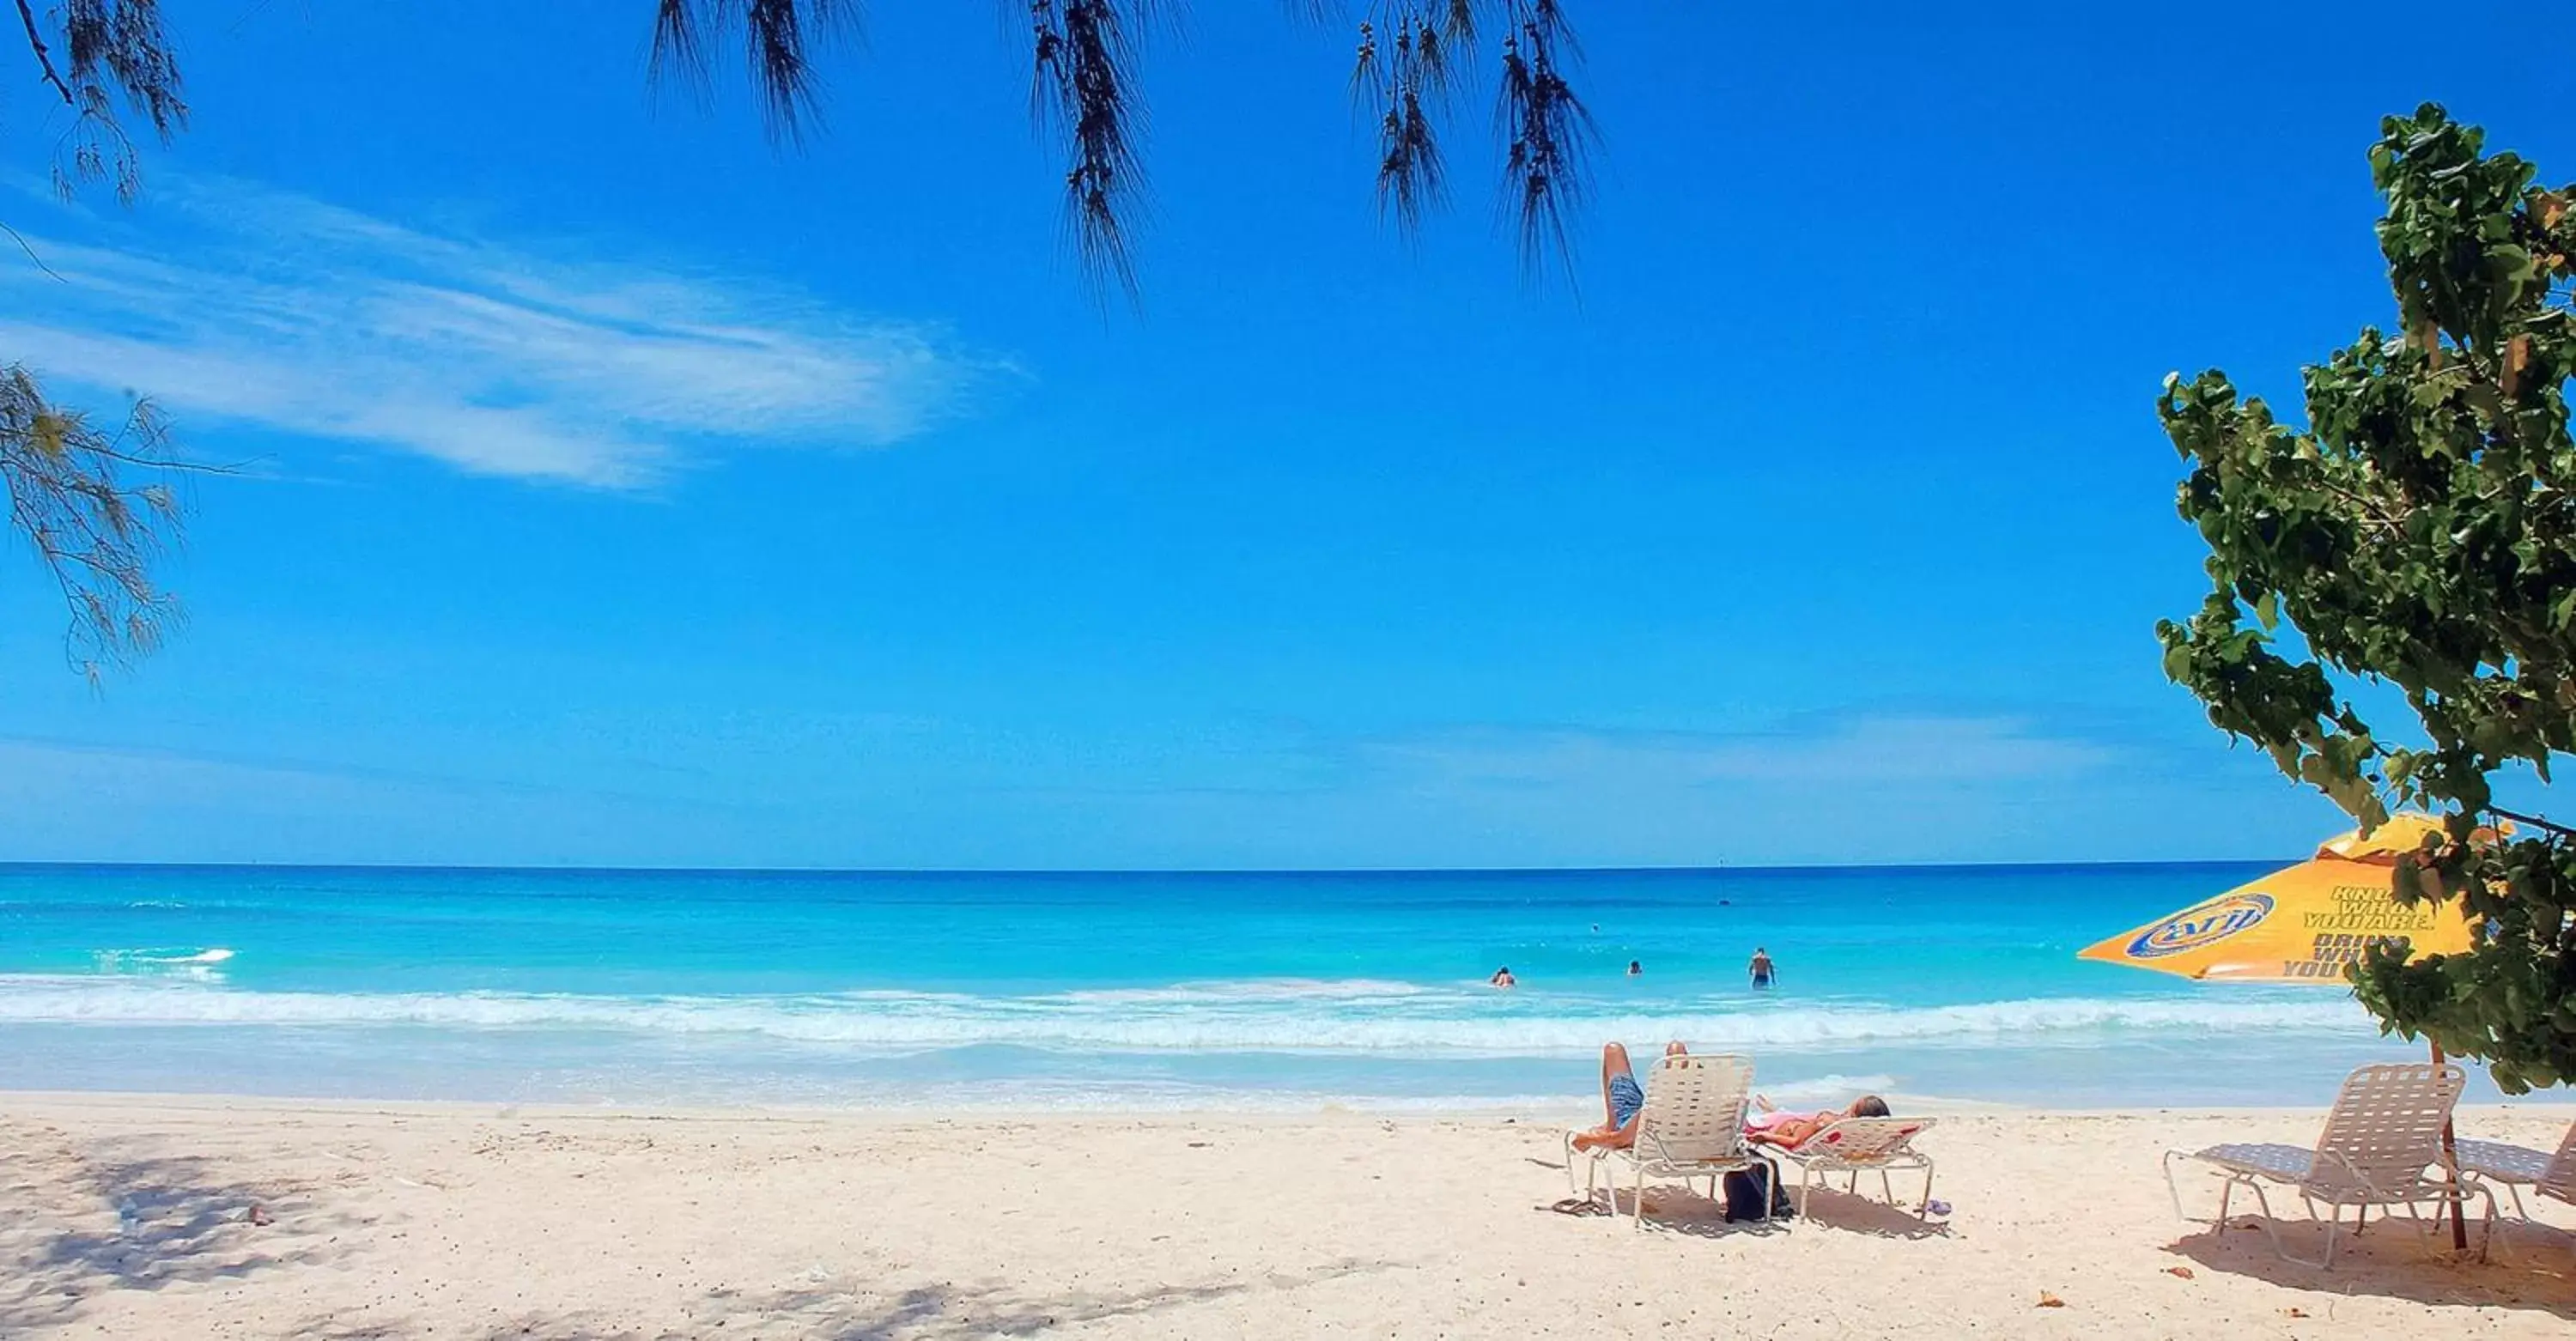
left=0, top=975, right=2366, bottom=1057
left=87, top=948, right=235, bottom=980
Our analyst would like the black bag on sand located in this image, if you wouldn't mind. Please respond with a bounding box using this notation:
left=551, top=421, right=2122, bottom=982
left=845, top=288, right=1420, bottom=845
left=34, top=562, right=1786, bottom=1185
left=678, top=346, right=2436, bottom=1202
left=1721, top=1156, right=1793, bottom=1222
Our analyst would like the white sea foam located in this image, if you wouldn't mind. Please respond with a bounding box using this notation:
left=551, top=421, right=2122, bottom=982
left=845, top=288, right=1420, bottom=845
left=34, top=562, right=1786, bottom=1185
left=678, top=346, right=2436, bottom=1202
left=0, top=976, right=2369, bottom=1057
left=91, top=947, right=234, bottom=966
left=1058, top=978, right=1436, bottom=1004
left=1757, top=1074, right=1904, bottom=1105
left=86, top=948, right=235, bottom=980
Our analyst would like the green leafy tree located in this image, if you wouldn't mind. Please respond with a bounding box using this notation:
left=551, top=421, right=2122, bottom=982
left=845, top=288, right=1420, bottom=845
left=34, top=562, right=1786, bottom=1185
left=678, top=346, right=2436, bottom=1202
left=2158, top=104, right=2576, bottom=1091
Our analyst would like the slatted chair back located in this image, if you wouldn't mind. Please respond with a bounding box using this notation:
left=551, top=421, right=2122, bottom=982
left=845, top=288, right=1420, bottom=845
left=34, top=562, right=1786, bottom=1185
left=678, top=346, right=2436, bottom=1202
left=1798, top=1116, right=1934, bottom=1167
left=2540, top=1121, right=2576, bottom=1207
left=1631, top=1053, right=1753, bottom=1171
left=2310, top=1062, right=2464, bottom=1198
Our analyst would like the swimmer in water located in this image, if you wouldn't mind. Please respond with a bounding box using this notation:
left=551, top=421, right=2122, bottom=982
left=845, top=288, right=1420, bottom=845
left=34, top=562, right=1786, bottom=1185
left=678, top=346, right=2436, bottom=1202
left=1748, top=947, right=1776, bottom=989
left=1490, top=966, right=1516, bottom=989
left=1626, top=959, right=1642, bottom=976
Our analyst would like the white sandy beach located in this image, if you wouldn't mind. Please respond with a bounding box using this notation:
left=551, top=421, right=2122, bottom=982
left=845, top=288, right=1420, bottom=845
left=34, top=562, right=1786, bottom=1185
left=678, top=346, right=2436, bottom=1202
left=5, top=1094, right=2573, bottom=1339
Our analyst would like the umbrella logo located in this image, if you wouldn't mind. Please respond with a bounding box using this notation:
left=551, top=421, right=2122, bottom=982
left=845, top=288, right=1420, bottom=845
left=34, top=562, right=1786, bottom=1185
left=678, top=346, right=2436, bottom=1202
left=2125, top=893, right=2275, bottom=959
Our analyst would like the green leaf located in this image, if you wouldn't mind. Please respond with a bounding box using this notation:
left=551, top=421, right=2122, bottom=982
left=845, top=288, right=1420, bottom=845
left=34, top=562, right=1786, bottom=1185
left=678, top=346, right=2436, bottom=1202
left=2160, top=104, right=2576, bottom=1090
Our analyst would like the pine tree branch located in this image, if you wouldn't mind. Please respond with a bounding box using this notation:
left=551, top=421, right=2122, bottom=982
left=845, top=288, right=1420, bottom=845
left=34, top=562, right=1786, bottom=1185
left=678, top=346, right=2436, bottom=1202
left=13, top=0, right=74, bottom=104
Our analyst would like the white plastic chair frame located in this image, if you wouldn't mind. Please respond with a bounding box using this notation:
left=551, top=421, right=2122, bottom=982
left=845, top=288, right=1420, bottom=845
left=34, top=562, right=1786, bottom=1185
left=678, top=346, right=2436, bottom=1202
left=1564, top=1053, right=1769, bottom=1229
left=1768, top=1116, right=1936, bottom=1219
left=2452, top=1120, right=2576, bottom=1223
left=2161, top=1062, right=2496, bottom=1268
left=2454, top=1120, right=2576, bottom=1264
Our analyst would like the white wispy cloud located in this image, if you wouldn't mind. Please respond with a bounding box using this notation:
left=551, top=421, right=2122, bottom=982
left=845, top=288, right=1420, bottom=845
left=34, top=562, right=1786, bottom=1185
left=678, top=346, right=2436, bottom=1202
left=1353, top=715, right=2114, bottom=792
left=0, top=182, right=990, bottom=487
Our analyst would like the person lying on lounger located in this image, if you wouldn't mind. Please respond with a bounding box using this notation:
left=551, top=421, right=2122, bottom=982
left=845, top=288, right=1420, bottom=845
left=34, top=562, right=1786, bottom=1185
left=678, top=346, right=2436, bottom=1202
left=1742, top=1093, right=1891, bottom=1150
left=1568, top=1041, right=1687, bottom=1153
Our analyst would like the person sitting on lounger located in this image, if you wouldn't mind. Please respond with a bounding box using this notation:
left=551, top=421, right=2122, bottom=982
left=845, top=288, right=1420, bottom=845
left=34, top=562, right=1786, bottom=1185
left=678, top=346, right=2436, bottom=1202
left=1569, top=1041, right=1687, bottom=1153
left=1743, top=1093, right=1890, bottom=1151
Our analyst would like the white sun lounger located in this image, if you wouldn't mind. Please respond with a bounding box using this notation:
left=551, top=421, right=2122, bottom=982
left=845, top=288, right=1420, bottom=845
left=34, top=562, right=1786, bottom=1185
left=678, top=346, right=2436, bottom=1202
left=1564, top=1053, right=1770, bottom=1230
left=2162, top=1062, right=2495, bottom=1267
left=1766, top=1116, right=1936, bottom=1219
left=2454, top=1120, right=2576, bottom=1230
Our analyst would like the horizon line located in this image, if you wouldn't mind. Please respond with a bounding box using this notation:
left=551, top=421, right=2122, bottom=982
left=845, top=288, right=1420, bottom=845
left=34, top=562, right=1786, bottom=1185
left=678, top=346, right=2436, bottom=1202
left=0, top=856, right=2292, bottom=878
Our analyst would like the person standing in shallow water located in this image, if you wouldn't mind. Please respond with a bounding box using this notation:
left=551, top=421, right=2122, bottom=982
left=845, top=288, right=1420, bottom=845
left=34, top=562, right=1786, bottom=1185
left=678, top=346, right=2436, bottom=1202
left=1748, top=948, right=1776, bottom=989
left=1490, top=967, right=1516, bottom=989
left=1625, top=960, right=1642, bottom=976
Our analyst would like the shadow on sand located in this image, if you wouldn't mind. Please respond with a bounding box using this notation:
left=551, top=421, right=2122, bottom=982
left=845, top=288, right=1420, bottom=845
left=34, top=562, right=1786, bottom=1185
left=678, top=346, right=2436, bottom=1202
left=2166, top=1213, right=2576, bottom=1317
left=1547, top=1179, right=1946, bottom=1241
left=1547, top=1184, right=1791, bottom=1240
left=0, top=1150, right=359, bottom=1334
left=1784, top=1186, right=1954, bottom=1241
left=291, top=1258, right=1402, bottom=1341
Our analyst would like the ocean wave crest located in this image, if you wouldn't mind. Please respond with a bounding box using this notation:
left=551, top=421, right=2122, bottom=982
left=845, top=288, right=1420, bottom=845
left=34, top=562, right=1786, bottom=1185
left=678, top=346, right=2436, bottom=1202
left=87, top=948, right=235, bottom=980
left=0, top=976, right=2368, bottom=1057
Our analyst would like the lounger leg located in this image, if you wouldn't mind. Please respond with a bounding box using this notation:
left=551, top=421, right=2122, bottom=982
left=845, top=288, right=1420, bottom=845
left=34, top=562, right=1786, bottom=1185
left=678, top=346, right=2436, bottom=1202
left=1631, top=1165, right=1646, bottom=1230
left=2428, top=1185, right=2495, bottom=1262
left=1918, top=1165, right=1935, bottom=1220
left=2245, top=1181, right=2295, bottom=1265
left=2166, top=1150, right=2214, bottom=1226
left=1799, top=1166, right=1816, bottom=1220
left=1879, top=1169, right=1894, bottom=1204
left=1757, top=1163, right=1773, bottom=1224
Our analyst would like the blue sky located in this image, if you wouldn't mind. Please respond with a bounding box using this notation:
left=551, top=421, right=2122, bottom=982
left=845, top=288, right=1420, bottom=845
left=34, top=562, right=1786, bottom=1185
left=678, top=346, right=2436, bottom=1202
left=3, top=3, right=2567, bottom=868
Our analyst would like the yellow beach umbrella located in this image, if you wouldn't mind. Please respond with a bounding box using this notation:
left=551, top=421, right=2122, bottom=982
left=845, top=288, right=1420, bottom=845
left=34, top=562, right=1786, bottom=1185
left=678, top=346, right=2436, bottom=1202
left=2077, top=813, right=2478, bottom=981
left=2080, top=813, right=2489, bottom=1248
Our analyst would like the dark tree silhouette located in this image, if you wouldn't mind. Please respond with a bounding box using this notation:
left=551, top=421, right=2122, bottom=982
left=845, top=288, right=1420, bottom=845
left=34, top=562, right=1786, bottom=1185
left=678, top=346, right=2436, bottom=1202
left=0, top=368, right=184, bottom=678
left=647, top=1, right=1595, bottom=293
left=6, top=0, right=189, bottom=677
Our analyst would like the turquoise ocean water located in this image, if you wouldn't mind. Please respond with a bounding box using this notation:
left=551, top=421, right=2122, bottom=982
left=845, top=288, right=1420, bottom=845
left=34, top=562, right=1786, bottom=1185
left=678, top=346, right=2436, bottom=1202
left=0, top=863, right=2500, bottom=1111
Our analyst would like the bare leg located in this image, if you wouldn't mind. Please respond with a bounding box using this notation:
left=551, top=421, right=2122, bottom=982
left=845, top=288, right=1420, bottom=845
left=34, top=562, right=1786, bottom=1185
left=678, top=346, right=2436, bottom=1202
left=1599, top=1043, right=1633, bottom=1126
